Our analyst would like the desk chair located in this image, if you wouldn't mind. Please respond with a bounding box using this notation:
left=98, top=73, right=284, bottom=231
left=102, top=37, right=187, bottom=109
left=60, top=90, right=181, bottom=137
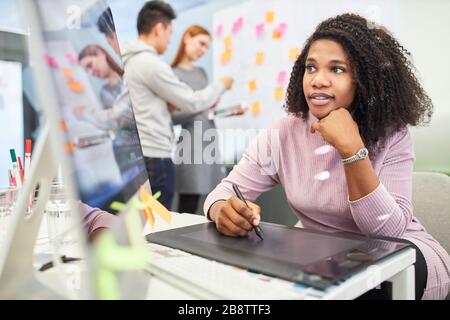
left=412, top=171, right=450, bottom=300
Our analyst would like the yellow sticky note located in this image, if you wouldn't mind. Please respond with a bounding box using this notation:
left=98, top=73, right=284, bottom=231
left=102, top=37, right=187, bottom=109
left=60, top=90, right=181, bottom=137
left=272, top=29, right=282, bottom=39
left=251, top=101, right=261, bottom=115
left=220, top=50, right=232, bottom=64
left=224, top=36, right=232, bottom=50
left=266, top=11, right=275, bottom=23
left=62, top=67, right=73, bottom=78
left=274, top=87, right=284, bottom=101
left=289, top=47, right=300, bottom=61
left=255, top=52, right=265, bottom=65
left=67, top=79, right=84, bottom=93
left=248, top=80, right=257, bottom=93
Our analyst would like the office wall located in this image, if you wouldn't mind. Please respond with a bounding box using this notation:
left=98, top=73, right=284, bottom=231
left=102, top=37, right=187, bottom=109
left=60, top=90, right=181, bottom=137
left=167, top=0, right=450, bottom=223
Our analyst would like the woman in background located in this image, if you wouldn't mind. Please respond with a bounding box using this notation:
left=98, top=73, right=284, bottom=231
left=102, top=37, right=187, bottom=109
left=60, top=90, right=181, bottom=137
left=78, top=44, right=124, bottom=110
left=171, top=25, right=242, bottom=214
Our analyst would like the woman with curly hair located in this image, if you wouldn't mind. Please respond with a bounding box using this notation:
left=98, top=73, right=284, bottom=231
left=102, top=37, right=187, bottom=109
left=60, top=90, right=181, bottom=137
left=203, top=13, right=449, bottom=299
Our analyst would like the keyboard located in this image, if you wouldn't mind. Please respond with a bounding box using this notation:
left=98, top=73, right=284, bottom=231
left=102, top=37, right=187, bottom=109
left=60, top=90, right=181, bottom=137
left=145, top=244, right=311, bottom=299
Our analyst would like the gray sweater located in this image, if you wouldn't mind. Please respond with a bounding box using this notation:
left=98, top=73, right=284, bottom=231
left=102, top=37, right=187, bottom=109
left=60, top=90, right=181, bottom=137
left=121, top=40, right=226, bottom=158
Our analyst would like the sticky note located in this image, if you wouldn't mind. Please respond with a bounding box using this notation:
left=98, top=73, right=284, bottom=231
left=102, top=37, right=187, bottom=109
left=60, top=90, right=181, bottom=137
left=289, top=47, right=300, bottom=61
left=224, top=36, right=232, bottom=50
left=232, top=17, right=243, bottom=33
left=278, top=22, right=287, bottom=35
left=266, top=11, right=275, bottom=23
left=277, top=71, right=287, bottom=85
left=251, top=101, right=261, bottom=115
left=248, top=80, right=257, bottom=93
left=66, top=53, right=77, bottom=64
left=45, top=54, right=59, bottom=68
left=220, top=50, right=232, bottom=64
left=256, top=23, right=265, bottom=37
left=272, top=29, right=282, bottom=39
left=215, top=25, right=223, bottom=37
left=65, top=142, right=74, bottom=154
left=140, top=186, right=155, bottom=226
left=59, top=119, right=68, bottom=132
left=274, top=86, right=284, bottom=101
left=62, top=67, right=73, bottom=78
left=255, top=52, right=265, bottom=65
left=146, top=195, right=172, bottom=224
left=67, top=79, right=85, bottom=93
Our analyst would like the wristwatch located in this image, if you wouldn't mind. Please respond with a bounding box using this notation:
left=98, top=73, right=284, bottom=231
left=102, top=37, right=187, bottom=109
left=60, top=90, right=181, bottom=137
left=341, top=147, right=369, bottom=165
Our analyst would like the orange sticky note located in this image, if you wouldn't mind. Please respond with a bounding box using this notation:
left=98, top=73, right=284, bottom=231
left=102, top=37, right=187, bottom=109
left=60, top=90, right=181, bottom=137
left=272, top=29, right=282, bottom=39
left=266, top=11, right=275, bottom=23
left=274, top=87, right=284, bottom=101
left=147, top=196, right=172, bottom=224
left=224, top=36, right=232, bottom=50
left=248, top=80, right=257, bottom=93
left=251, top=101, right=261, bottom=115
left=62, top=67, right=73, bottom=78
left=140, top=186, right=155, bottom=226
left=65, top=142, right=74, bottom=154
left=67, top=79, right=85, bottom=93
left=220, top=50, right=232, bottom=64
left=255, top=52, right=265, bottom=65
left=59, top=119, right=68, bottom=132
left=289, top=48, right=300, bottom=61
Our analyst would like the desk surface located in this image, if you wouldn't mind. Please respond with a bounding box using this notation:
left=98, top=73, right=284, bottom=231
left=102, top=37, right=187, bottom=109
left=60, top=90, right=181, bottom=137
left=34, top=212, right=416, bottom=300
left=143, top=213, right=416, bottom=300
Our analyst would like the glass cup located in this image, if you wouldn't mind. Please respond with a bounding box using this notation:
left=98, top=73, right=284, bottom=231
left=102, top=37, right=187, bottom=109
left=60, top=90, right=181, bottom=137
left=0, top=187, right=18, bottom=249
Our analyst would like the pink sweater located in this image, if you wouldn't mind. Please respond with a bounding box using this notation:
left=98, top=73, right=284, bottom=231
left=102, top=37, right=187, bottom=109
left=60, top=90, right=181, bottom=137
left=79, top=203, right=118, bottom=235
left=204, top=113, right=450, bottom=300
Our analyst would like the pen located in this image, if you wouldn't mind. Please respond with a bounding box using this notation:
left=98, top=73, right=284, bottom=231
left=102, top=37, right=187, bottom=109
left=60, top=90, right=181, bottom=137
left=9, top=149, right=22, bottom=190
left=25, top=139, right=32, bottom=181
left=232, top=184, right=264, bottom=240
left=18, top=156, right=24, bottom=183
left=39, top=255, right=82, bottom=272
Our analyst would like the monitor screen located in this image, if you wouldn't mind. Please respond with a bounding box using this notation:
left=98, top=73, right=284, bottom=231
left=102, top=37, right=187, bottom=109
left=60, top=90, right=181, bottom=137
left=34, top=0, right=148, bottom=212
left=0, top=60, right=23, bottom=188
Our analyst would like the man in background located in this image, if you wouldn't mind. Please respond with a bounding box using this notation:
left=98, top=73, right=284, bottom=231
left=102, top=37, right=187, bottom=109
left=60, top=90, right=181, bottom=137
left=122, top=0, right=233, bottom=210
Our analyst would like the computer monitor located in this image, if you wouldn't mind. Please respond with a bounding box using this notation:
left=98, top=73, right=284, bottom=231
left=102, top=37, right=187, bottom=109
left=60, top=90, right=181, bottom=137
left=0, top=0, right=151, bottom=299
left=32, top=0, right=149, bottom=213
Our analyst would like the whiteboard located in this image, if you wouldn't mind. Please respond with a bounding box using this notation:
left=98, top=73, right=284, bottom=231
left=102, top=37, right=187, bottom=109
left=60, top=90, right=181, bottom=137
left=0, top=61, right=23, bottom=187
left=213, top=0, right=399, bottom=162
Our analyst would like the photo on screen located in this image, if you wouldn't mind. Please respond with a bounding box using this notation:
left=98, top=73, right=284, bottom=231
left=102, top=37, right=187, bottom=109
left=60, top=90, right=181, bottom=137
left=34, top=0, right=148, bottom=212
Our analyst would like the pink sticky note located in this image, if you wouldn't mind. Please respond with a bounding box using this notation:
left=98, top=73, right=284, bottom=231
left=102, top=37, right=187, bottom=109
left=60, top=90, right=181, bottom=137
left=215, top=25, right=223, bottom=37
left=45, top=54, right=59, bottom=68
left=232, top=17, right=243, bottom=33
left=66, top=53, right=77, bottom=64
left=277, top=71, right=287, bottom=85
left=278, top=22, right=287, bottom=35
left=256, top=23, right=265, bottom=37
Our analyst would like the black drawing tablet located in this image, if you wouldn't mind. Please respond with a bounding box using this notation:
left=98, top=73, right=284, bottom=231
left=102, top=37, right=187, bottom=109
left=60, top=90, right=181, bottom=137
left=146, top=222, right=412, bottom=290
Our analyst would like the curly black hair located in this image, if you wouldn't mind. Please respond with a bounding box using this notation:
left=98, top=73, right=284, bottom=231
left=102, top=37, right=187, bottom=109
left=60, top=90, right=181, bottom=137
left=285, top=13, right=433, bottom=154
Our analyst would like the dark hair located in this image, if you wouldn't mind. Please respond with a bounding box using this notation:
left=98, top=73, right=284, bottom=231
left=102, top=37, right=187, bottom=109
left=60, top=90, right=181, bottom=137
left=137, top=0, right=177, bottom=35
left=285, top=13, right=433, bottom=154
left=78, top=44, right=124, bottom=77
left=97, top=7, right=115, bottom=37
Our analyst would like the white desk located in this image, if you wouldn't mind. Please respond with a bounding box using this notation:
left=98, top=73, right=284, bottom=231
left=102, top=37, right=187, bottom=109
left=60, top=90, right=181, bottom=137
left=143, top=213, right=416, bottom=300
left=33, top=212, right=416, bottom=300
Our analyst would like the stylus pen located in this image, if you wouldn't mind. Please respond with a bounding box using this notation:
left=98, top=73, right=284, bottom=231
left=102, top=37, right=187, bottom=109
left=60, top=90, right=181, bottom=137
left=232, top=184, right=264, bottom=240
